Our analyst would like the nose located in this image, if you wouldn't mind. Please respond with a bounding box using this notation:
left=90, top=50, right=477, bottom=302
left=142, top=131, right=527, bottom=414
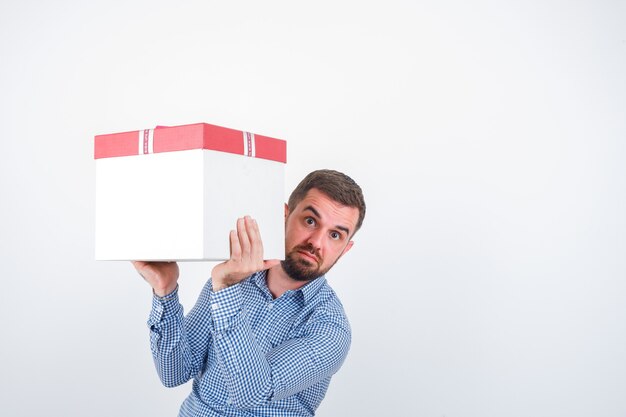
left=306, top=229, right=324, bottom=251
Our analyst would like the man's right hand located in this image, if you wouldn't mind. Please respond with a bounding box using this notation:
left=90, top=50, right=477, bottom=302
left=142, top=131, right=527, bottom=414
left=132, top=261, right=180, bottom=297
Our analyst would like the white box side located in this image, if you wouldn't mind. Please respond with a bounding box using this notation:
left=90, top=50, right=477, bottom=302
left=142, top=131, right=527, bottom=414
left=95, top=150, right=205, bottom=260
left=202, top=151, right=285, bottom=261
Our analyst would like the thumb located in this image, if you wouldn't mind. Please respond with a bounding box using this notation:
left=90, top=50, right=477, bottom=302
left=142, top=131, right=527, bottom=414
left=131, top=260, right=147, bottom=272
left=263, top=259, right=281, bottom=269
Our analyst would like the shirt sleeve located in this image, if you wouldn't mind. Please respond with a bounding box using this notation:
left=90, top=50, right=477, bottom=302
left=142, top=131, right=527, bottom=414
left=147, top=281, right=215, bottom=388
left=209, top=284, right=351, bottom=409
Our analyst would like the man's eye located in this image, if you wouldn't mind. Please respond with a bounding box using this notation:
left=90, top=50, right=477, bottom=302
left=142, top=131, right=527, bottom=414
left=305, top=217, right=316, bottom=226
left=330, top=231, right=341, bottom=240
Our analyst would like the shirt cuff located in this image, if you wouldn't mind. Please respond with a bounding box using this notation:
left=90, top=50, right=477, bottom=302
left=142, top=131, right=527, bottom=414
left=209, top=284, right=243, bottom=332
left=147, top=285, right=182, bottom=328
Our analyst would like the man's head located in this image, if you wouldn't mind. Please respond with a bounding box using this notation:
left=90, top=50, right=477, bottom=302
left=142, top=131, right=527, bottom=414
left=287, top=170, right=366, bottom=235
left=281, top=170, right=366, bottom=282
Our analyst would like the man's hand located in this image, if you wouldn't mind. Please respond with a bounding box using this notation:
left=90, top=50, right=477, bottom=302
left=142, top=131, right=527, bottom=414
left=211, top=216, right=280, bottom=292
left=132, top=261, right=180, bottom=297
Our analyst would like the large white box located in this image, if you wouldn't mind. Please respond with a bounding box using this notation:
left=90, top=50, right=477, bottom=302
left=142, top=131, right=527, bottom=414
left=94, top=123, right=286, bottom=261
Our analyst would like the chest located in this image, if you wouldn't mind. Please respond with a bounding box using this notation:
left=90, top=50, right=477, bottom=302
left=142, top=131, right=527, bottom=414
left=245, top=292, right=312, bottom=352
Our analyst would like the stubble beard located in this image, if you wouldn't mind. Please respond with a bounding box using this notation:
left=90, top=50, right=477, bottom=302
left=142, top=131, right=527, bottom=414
left=281, top=243, right=327, bottom=282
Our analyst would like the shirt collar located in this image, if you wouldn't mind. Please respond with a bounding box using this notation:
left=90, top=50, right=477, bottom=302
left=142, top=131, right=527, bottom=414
left=252, top=270, right=327, bottom=305
left=298, top=275, right=327, bottom=304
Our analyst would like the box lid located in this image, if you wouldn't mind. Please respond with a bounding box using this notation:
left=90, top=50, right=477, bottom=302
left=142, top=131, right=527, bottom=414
left=94, top=122, right=286, bottom=163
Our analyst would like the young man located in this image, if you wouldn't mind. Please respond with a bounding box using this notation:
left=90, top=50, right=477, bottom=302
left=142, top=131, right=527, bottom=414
left=133, top=169, right=366, bottom=417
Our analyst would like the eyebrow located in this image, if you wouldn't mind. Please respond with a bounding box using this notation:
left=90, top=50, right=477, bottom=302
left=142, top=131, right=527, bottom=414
left=304, top=205, right=351, bottom=236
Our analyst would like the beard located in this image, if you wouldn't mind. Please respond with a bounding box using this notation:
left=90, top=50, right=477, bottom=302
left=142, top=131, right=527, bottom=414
left=281, top=243, right=329, bottom=282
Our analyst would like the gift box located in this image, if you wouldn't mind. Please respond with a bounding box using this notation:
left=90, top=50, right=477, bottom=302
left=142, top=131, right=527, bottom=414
left=94, top=122, right=286, bottom=261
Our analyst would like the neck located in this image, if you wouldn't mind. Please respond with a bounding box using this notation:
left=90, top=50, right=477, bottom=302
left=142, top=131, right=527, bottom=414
left=266, top=263, right=310, bottom=299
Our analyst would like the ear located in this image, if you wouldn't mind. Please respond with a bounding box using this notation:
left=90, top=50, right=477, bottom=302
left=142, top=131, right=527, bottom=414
left=284, top=203, right=289, bottom=219
left=341, top=240, right=354, bottom=257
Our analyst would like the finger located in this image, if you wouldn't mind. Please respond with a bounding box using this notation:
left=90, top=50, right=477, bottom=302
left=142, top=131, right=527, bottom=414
left=248, top=218, right=264, bottom=261
left=238, top=217, right=251, bottom=258
left=229, top=229, right=241, bottom=260
left=131, top=260, right=145, bottom=270
left=131, top=261, right=150, bottom=279
left=246, top=217, right=260, bottom=241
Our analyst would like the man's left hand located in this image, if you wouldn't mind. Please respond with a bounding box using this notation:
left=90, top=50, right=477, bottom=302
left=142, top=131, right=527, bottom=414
left=211, top=216, right=280, bottom=292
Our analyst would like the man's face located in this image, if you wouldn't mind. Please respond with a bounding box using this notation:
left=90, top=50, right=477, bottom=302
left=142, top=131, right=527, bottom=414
left=281, top=188, right=359, bottom=282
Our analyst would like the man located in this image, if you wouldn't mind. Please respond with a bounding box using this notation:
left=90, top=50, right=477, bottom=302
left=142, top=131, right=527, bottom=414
left=133, top=169, right=366, bottom=417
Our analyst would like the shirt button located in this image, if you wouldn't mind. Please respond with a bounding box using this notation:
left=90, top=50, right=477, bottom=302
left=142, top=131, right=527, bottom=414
left=267, top=303, right=273, bottom=310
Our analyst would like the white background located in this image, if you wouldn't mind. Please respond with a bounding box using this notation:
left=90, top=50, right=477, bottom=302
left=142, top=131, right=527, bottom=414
left=1, top=1, right=625, bottom=416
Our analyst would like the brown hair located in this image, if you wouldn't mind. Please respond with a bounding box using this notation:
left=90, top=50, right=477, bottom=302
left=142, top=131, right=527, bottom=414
left=288, top=169, right=366, bottom=235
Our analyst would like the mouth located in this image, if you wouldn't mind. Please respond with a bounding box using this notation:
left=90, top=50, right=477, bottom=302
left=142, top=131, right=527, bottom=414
left=297, top=250, right=319, bottom=264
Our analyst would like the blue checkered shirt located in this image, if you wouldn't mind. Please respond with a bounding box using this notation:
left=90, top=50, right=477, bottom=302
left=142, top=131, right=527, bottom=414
left=147, top=270, right=351, bottom=416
